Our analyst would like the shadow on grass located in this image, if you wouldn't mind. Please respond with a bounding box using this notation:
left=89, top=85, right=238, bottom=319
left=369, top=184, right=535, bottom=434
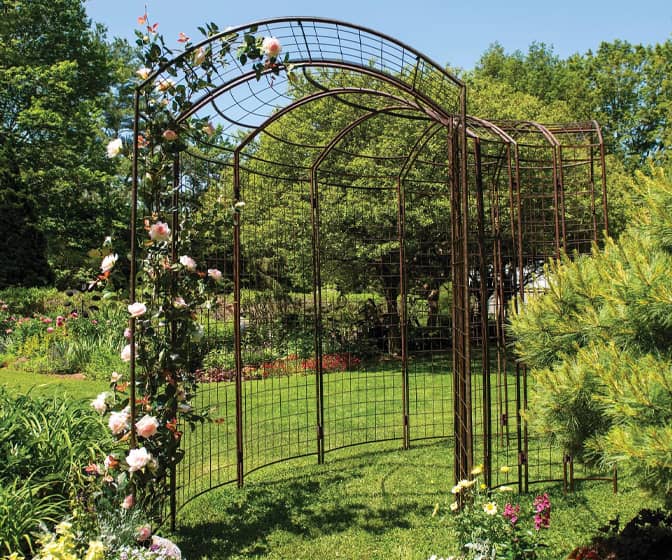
left=175, top=445, right=439, bottom=558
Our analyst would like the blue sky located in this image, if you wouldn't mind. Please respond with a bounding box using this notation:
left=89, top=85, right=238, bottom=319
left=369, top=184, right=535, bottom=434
left=86, top=0, right=671, bottom=70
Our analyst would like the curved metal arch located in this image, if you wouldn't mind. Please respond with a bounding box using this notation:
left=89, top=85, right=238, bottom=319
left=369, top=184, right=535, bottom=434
left=300, top=67, right=432, bottom=121
left=397, top=122, right=445, bottom=182
left=310, top=105, right=426, bottom=172
left=138, top=16, right=464, bottom=92
left=177, top=60, right=455, bottom=127
left=233, top=88, right=422, bottom=155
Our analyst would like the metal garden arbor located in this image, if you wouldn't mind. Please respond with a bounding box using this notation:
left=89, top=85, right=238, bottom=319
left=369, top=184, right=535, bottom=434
left=130, top=17, right=608, bottom=526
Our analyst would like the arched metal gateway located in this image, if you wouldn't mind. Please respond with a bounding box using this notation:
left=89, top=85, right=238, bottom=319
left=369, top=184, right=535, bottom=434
left=130, top=18, right=608, bottom=527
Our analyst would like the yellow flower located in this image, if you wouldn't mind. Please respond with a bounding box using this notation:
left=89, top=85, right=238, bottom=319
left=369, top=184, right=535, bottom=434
left=451, top=483, right=462, bottom=494
left=84, top=541, right=105, bottom=560
left=450, top=501, right=459, bottom=512
left=462, top=478, right=476, bottom=488
left=500, top=465, right=511, bottom=473
left=498, top=485, right=515, bottom=492
left=54, top=521, right=72, bottom=535
left=471, top=464, right=483, bottom=475
left=483, top=502, right=498, bottom=515
left=480, top=483, right=487, bottom=490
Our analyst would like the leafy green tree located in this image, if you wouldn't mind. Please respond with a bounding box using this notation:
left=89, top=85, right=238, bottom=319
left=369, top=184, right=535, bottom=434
left=510, top=167, right=672, bottom=501
left=0, top=0, right=131, bottom=286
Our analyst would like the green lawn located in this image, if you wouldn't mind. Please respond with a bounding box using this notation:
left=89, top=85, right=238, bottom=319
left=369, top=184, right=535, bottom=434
left=0, top=365, right=107, bottom=400
left=173, top=438, right=660, bottom=559
left=0, top=363, right=658, bottom=560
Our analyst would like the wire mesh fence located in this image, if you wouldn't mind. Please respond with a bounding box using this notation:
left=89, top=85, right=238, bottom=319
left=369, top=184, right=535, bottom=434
left=130, top=18, right=610, bottom=527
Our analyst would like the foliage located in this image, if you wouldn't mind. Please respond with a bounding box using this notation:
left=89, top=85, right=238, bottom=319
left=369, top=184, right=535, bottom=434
left=569, top=509, right=672, bottom=560
left=0, top=0, right=131, bottom=286
left=0, top=291, right=127, bottom=379
left=0, top=388, right=112, bottom=556
left=509, top=167, right=672, bottom=499
left=442, top=468, right=550, bottom=559
left=469, top=40, right=672, bottom=168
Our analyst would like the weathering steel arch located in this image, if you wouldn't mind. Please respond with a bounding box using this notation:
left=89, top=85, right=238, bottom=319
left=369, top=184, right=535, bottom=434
left=129, top=17, right=610, bottom=528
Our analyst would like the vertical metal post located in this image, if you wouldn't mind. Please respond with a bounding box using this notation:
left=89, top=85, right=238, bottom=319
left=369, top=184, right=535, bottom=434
left=556, top=145, right=568, bottom=249
left=309, top=167, right=325, bottom=464
left=129, top=90, right=139, bottom=452
left=473, top=139, right=491, bottom=487
left=233, top=150, right=244, bottom=487
left=169, top=154, right=180, bottom=530
left=397, top=176, right=410, bottom=449
left=595, top=122, right=610, bottom=237
left=511, top=143, right=526, bottom=494
left=459, top=89, right=473, bottom=479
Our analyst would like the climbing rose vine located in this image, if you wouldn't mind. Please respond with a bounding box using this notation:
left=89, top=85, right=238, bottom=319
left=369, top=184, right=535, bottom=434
left=95, top=12, right=290, bottom=518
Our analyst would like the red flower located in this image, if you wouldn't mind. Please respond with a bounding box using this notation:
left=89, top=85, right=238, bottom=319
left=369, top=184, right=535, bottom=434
left=177, top=32, right=190, bottom=43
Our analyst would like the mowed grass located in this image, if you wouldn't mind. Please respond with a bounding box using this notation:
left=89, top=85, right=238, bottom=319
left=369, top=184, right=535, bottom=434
left=173, top=438, right=661, bottom=560
left=2, top=361, right=657, bottom=559
left=0, top=364, right=107, bottom=400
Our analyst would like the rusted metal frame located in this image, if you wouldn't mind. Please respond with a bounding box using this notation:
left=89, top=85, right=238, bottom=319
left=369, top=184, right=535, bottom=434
left=169, top=155, right=180, bottom=530
left=593, top=120, right=609, bottom=236
left=300, top=68, right=430, bottom=120
left=473, top=138, right=492, bottom=487
left=449, top=122, right=462, bottom=489
left=308, top=165, right=325, bottom=464
left=309, top=105, right=421, bottom=459
left=396, top=121, right=444, bottom=449
left=556, top=145, right=568, bottom=250
left=177, top=62, right=450, bottom=126
left=508, top=142, right=528, bottom=493
left=460, top=89, right=473, bottom=481
left=137, top=17, right=463, bottom=94
left=232, top=150, right=244, bottom=487
left=496, top=144, right=514, bottom=452
left=450, top=86, right=472, bottom=485
left=130, top=91, right=140, bottom=452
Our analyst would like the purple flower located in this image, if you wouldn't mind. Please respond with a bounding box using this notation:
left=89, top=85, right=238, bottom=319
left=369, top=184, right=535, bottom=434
left=533, top=493, right=551, bottom=513
left=503, top=502, right=520, bottom=525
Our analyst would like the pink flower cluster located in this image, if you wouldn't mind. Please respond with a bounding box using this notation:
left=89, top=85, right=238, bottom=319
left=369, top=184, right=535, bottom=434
left=533, top=492, right=551, bottom=530
left=503, top=502, right=520, bottom=526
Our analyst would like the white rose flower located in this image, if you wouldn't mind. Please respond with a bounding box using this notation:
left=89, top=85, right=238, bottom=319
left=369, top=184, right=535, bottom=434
left=128, top=302, right=147, bottom=318
left=101, top=253, right=118, bottom=273
left=106, top=138, right=123, bottom=158
left=126, top=447, right=152, bottom=472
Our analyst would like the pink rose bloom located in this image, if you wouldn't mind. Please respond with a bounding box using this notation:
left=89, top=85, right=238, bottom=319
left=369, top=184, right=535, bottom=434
left=155, top=77, right=175, bottom=92
left=121, top=494, right=135, bottom=509
left=179, top=255, right=197, bottom=271
left=136, top=415, right=159, bottom=438
left=136, top=67, right=151, bottom=80
left=110, top=371, right=122, bottom=383
left=126, top=447, right=152, bottom=472
left=173, top=296, right=187, bottom=309
left=43, top=317, right=52, bottom=324
left=162, top=129, right=178, bottom=141
left=128, top=302, right=147, bottom=318
left=149, top=221, right=171, bottom=242
left=70, top=311, right=78, bottom=319
left=101, top=253, right=118, bottom=273
left=91, top=392, right=108, bottom=415
left=124, top=327, right=132, bottom=339
left=46, top=326, right=54, bottom=333
left=193, top=47, right=206, bottom=66
left=120, top=344, right=133, bottom=362
left=108, top=411, right=130, bottom=435
left=262, top=36, right=282, bottom=58
left=56, top=315, right=65, bottom=327
left=207, top=268, right=222, bottom=282
left=137, top=524, right=152, bottom=541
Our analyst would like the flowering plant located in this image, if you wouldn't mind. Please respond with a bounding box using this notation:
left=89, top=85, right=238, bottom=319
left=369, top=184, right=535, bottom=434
left=437, top=466, right=551, bottom=559
left=97, top=10, right=291, bottom=519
